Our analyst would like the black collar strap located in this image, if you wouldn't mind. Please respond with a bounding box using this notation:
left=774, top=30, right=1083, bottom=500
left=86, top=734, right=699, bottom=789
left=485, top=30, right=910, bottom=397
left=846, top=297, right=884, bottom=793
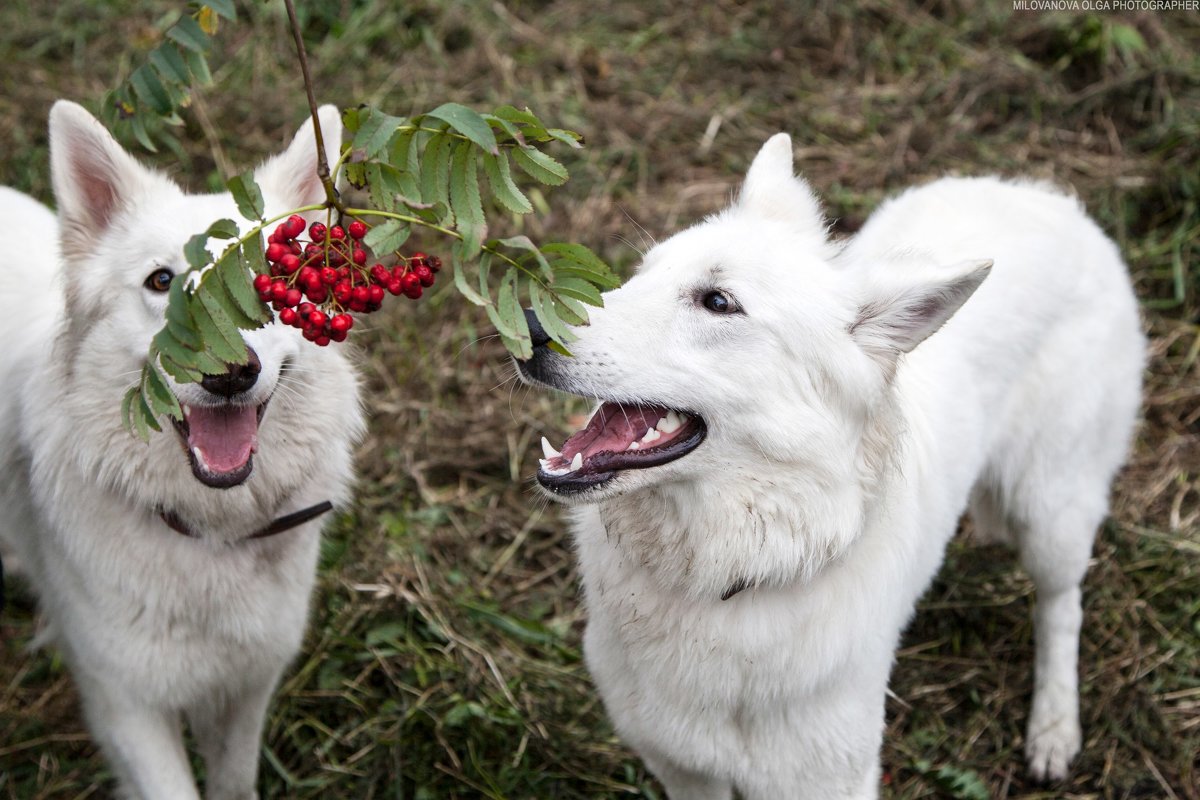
left=159, top=500, right=334, bottom=541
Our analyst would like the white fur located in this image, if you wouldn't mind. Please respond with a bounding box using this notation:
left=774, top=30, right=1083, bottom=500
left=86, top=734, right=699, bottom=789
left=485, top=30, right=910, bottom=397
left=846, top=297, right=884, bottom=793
left=0, top=102, right=364, bottom=800
left=527, top=134, right=1144, bottom=798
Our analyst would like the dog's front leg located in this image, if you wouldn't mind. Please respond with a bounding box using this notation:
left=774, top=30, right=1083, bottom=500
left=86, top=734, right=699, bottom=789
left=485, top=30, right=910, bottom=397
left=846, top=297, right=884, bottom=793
left=189, top=675, right=279, bottom=800
left=641, top=752, right=734, bottom=800
left=76, top=675, right=200, bottom=800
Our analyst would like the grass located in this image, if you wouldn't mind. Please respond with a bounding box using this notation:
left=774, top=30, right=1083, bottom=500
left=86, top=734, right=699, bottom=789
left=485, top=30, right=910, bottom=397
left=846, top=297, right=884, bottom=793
left=1, top=1, right=1197, bottom=798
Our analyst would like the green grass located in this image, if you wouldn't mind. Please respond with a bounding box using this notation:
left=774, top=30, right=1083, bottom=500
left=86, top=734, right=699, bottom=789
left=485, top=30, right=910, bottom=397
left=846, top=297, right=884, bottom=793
left=1, top=1, right=1198, bottom=798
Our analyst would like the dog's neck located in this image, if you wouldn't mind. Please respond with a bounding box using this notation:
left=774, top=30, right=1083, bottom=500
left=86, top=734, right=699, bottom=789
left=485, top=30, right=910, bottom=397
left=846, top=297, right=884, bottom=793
left=158, top=499, right=333, bottom=542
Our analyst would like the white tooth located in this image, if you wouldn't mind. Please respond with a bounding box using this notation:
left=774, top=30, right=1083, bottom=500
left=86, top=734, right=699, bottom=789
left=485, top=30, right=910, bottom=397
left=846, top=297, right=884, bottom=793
left=641, top=427, right=661, bottom=443
left=183, top=404, right=192, bottom=416
left=541, top=436, right=562, bottom=459
left=627, top=442, right=640, bottom=450
left=570, top=453, right=583, bottom=471
left=191, top=446, right=205, bottom=467
left=539, top=458, right=551, bottom=471
left=544, top=465, right=572, bottom=477
left=659, top=411, right=682, bottom=433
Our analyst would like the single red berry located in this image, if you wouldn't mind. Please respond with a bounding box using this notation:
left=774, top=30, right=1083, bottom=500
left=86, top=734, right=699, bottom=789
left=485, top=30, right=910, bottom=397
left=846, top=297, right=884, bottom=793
left=370, top=264, right=390, bottom=284
left=387, top=279, right=403, bottom=296
left=349, top=299, right=368, bottom=313
left=330, top=313, right=353, bottom=333
left=302, top=326, right=318, bottom=341
left=331, top=329, right=348, bottom=343
left=315, top=335, right=331, bottom=347
left=308, top=310, right=327, bottom=328
left=367, top=284, right=385, bottom=304
left=306, top=285, right=329, bottom=303
left=265, top=243, right=289, bottom=263
left=309, top=222, right=327, bottom=241
left=348, top=220, right=367, bottom=239
left=270, top=280, right=289, bottom=302
left=290, top=240, right=303, bottom=255
left=333, top=281, right=353, bottom=303
left=429, top=255, right=442, bottom=272
left=279, top=307, right=298, bottom=326
left=283, top=215, right=306, bottom=239
left=253, top=274, right=272, bottom=293
left=297, top=266, right=318, bottom=286
left=352, top=248, right=367, bottom=266
left=329, top=225, right=346, bottom=241
left=402, top=273, right=422, bottom=299
left=327, top=249, right=346, bottom=267
left=298, top=302, right=315, bottom=317
left=284, top=288, right=303, bottom=307
left=415, top=264, right=435, bottom=287
left=280, top=254, right=301, bottom=274
left=321, top=267, right=339, bottom=286
left=351, top=286, right=369, bottom=305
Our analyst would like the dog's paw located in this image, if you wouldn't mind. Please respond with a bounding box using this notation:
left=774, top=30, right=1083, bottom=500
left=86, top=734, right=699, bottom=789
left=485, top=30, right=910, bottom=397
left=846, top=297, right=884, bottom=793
left=1025, top=716, right=1081, bottom=782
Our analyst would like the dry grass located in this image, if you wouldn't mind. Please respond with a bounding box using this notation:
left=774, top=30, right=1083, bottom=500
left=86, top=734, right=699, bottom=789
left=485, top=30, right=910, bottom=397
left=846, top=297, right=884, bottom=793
left=0, top=1, right=1197, bottom=798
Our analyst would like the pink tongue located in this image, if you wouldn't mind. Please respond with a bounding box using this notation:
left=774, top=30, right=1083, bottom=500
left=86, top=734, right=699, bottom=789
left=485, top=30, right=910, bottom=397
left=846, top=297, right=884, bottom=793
left=185, top=405, right=259, bottom=474
left=563, top=403, right=665, bottom=460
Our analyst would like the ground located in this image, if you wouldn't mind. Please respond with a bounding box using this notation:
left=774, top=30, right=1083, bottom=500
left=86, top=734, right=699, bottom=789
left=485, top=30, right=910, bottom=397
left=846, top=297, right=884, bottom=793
left=0, top=1, right=1197, bottom=798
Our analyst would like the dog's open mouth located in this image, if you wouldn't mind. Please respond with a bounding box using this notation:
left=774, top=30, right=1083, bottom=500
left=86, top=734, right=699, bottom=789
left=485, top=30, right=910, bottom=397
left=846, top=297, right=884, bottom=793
left=172, top=401, right=268, bottom=489
left=537, top=402, right=707, bottom=493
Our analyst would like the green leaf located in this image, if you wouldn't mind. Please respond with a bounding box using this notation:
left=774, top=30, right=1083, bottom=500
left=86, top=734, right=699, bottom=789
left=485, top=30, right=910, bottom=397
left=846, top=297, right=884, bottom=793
left=545, top=127, right=584, bottom=149
left=206, top=218, right=240, bottom=239
left=542, top=242, right=620, bottom=289
left=203, top=275, right=262, bottom=331
left=481, top=152, right=532, bottom=215
left=419, top=133, right=454, bottom=217
left=227, top=244, right=271, bottom=322
left=196, top=288, right=250, bottom=363
left=452, top=245, right=488, bottom=306
left=149, top=43, right=192, bottom=86
left=548, top=276, right=603, bottom=306
left=530, top=282, right=576, bottom=344
left=362, top=219, right=411, bottom=254
left=122, top=385, right=140, bottom=437
left=481, top=113, right=525, bottom=146
left=184, top=232, right=212, bottom=270
left=388, top=128, right=422, bottom=195
left=167, top=15, right=211, bottom=53
left=226, top=172, right=265, bottom=221
left=491, top=105, right=541, bottom=128
left=203, top=0, right=237, bottom=21
left=130, top=64, right=173, bottom=116
left=425, top=103, right=499, bottom=155
left=183, top=48, right=212, bottom=86
left=143, top=362, right=182, bottom=421
left=165, top=276, right=203, bottom=350
left=129, top=111, right=158, bottom=153
left=153, top=330, right=203, bottom=380
left=449, top=142, right=486, bottom=256
left=496, top=235, right=551, bottom=278
left=549, top=291, right=588, bottom=325
left=497, top=270, right=532, bottom=358
left=512, top=146, right=568, bottom=186
left=137, top=391, right=162, bottom=433
left=129, top=388, right=151, bottom=440
left=353, top=107, right=405, bottom=161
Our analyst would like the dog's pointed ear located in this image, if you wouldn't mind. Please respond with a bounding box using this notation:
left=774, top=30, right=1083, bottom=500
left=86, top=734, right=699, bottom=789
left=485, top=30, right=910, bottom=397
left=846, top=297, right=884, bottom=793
left=738, top=133, right=825, bottom=236
left=256, top=105, right=343, bottom=212
left=50, top=100, right=162, bottom=256
left=851, top=259, right=993, bottom=368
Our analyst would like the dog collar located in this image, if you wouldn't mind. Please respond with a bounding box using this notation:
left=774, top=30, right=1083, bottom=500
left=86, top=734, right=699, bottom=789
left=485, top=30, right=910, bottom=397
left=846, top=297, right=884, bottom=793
left=159, top=500, right=334, bottom=542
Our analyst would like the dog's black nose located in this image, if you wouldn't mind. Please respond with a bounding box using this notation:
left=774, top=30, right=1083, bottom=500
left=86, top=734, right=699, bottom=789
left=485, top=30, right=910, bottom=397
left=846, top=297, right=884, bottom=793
left=524, top=308, right=552, bottom=350
left=201, top=346, right=261, bottom=397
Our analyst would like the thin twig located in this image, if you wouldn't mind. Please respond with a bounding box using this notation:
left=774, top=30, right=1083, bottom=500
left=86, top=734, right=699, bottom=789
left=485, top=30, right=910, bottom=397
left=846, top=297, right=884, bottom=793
left=282, top=0, right=342, bottom=212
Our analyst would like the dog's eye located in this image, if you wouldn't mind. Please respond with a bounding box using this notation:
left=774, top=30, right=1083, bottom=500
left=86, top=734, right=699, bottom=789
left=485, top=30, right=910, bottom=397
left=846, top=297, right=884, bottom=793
left=144, top=268, right=174, bottom=293
left=701, top=290, right=735, bottom=314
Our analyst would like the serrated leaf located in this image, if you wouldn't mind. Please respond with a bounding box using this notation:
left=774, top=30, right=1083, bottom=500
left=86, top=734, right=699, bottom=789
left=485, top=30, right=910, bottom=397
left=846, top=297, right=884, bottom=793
left=545, top=127, right=584, bottom=149
left=225, top=244, right=270, bottom=321
left=542, top=242, right=620, bottom=289
left=481, top=152, right=532, bottom=215
left=184, top=233, right=212, bottom=270
left=341, top=106, right=363, bottom=135
left=168, top=15, right=211, bottom=53
left=240, top=236, right=269, bottom=280
left=500, top=271, right=532, bottom=358
left=226, top=172, right=264, bottom=221
left=550, top=292, right=588, bottom=325
left=419, top=133, right=454, bottom=218
left=530, top=282, right=576, bottom=344
left=130, top=64, right=173, bottom=116
left=513, top=146, right=568, bottom=186
left=203, top=0, right=236, bottom=21
left=449, top=142, right=486, bottom=256
left=496, top=235, right=551, bottom=278
left=143, top=362, right=182, bottom=420
left=388, top=128, right=422, bottom=196
left=130, top=389, right=151, bottom=440
left=149, top=43, right=192, bottom=86
left=367, top=162, right=410, bottom=213
left=165, top=276, right=203, bottom=350
left=481, top=113, right=526, bottom=146
left=477, top=251, right=493, bottom=303
left=203, top=276, right=261, bottom=331
left=492, top=105, right=540, bottom=127
left=137, top=391, right=162, bottom=433
left=548, top=276, right=603, bottom=306
left=362, top=219, right=411, bottom=254
left=206, top=218, right=240, bottom=239
left=353, top=107, right=404, bottom=160
left=452, top=246, right=488, bottom=306
left=425, top=103, right=499, bottom=155
left=196, top=288, right=250, bottom=363
left=129, top=111, right=157, bottom=153
left=183, top=48, right=212, bottom=85
left=122, top=385, right=139, bottom=436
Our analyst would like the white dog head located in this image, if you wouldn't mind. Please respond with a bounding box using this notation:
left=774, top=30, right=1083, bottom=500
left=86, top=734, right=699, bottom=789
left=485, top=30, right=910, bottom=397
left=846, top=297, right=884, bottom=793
left=43, top=102, right=362, bottom=530
left=518, top=134, right=989, bottom=589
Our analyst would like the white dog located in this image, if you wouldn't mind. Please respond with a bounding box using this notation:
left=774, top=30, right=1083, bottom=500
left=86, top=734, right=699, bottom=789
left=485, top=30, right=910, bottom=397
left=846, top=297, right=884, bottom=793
left=0, top=102, right=363, bottom=799
left=518, top=134, right=1144, bottom=799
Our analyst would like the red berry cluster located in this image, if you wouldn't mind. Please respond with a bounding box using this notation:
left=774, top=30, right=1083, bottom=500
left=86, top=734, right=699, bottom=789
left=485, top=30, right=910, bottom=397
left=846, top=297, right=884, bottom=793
left=252, top=215, right=441, bottom=346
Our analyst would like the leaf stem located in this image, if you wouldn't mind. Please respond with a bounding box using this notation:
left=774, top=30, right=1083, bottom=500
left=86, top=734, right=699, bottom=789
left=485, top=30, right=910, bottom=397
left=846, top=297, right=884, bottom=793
left=282, top=0, right=343, bottom=213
